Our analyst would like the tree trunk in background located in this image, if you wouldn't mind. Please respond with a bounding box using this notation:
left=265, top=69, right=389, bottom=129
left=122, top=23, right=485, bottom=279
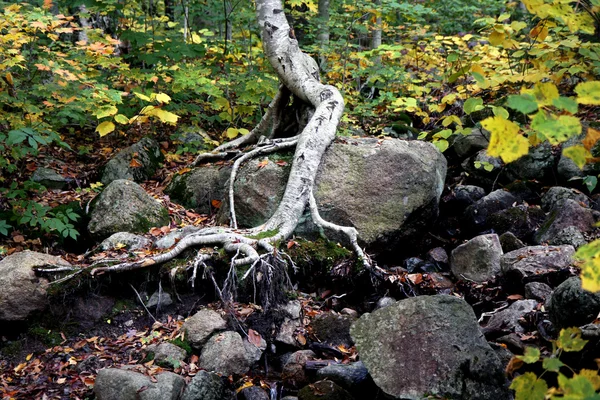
left=317, top=0, right=330, bottom=68
left=371, top=0, right=382, bottom=58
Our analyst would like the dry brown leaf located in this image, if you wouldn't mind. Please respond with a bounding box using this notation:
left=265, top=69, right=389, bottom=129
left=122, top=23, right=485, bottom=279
left=248, top=329, right=262, bottom=347
left=211, top=199, right=222, bottom=209
left=130, top=158, right=143, bottom=168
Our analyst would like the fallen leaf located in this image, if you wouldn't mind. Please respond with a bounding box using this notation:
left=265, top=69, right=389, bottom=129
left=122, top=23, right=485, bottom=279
left=248, top=329, right=262, bottom=347
left=211, top=199, right=222, bottom=209
left=287, top=240, right=297, bottom=249
left=507, top=294, right=524, bottom=300
left=296, top=333, right=307, bottom=346
left=407, top=273, right=423, bottom=285
left=130, top=158, right=143, bottom=168
left=276, top=160, right=288, bottom=166
left=13, top=235, right=25, bottom=243
left=257, top=159, right=269, bottom=169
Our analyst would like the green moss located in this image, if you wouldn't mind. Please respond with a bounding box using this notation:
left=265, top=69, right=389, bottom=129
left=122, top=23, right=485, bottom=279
left=247, top=229, right=279, bottom=240
left=1, top=341, right=23, bottom=357
left=28, top=325, right=63, bottom=347
left=287, top=238, right=353, bottom=273
left=169, top=337, right=193, bottom=356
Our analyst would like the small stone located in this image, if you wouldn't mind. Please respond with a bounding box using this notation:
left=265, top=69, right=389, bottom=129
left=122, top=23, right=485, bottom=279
left=298, top=380, right=355, bottom=400
left=199, top=331, right=253, bottom=376
left=524, top=282, right=553, bottom=302
left=281, top=350, right=317, bottom=389
left=484, top=300, right=538, bottom=334
left=311, top=311, right=355, bottom=347
left=32, top=167, right=69, bottom=190
left=183, top=309, right=227, bottom=349
left=340, top=308, right=358, bottom=318
left=426, top=247, right=449, bottom=266
left=499, top=232, right=525, bottom=253
left=450, top=234, right=503, bottom=282
left=375, top=296, right=396, bottom=310
left=238, top=386, right=270, bottom=400
left=124, top=320, right=134, bottom=327
left=147, top=342, right=187, bottom=369
left=181, top=370, right=232, bottom=400
left=547, top=277, right=600, bottom=329
left=100, top=232, right=152, bottom=251
left=146, top=291, right=173, bottom=309
left=541, top=186, right=591, bottom=211
left=316, top=361, right=372, bottom=393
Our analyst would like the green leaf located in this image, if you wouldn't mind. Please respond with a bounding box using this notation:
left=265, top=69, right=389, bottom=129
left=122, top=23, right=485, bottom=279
left=0, top=220, right=11, bottom=236
left=225, top=128, right=239, bottom=139
left=563, top=145, right=591, bottom=169
left=509, top=372, right=547, bottom=400
left=542, top=356, right=564, bottom=372
left=133, top=92, right=152, bottom=102
left=575, top=81, right=600, bottom=105
left=507, top=94, right=539, bottom=114
left=491, top=106, right=509, bottom=119
left=7, top=129, right=27, bottom=145
left=517, top=347, right=541, bottom=364
left=575, top=239, right=600, bottom=292
left=481, top=116, right=529, bottom=163
left=464, top=97, right=484, bottom=115
left=557, top=373, right=600, bottom=398
left=531, top=112, right=581, bottom=144
left=556, top=327, right=588, bottom=352
left=433, top=139, right=449, bottom=152
left=552, top=97, right=578, bottom=114
left=583, top=175, right=598, bottom=194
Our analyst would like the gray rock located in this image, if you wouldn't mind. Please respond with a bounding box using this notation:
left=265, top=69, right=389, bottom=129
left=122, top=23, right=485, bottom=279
left=550, top=226, right=588, bottom=248
left=452, top=185, right=486, bottom=207
left=146, top=342, right=186, bottom=368
left=350, top=295, right=509, bottom=400
left=282, top=350, right=317, bottom=389
left=506, top=142, right=555, bottom=182
left=243, top=336, right=267, bottom=364
left=154, top=226, right=200, bottom=249
left=165, top=165, right=232, bottom=214
left=94, top=369, right=184, bottom=400
left=181, top=370, right=233, bottom=400
left=276, top=317, right=303, bottom=347
left=279, top=300, right=302, bottom=319
left=183, top=308, right=227, bottom=349
left=487, top=205, right=546, bottom=241
left=484, top=300, right=538, bottom=334
left=146, top=291, right=173, bottom=309
left=542, top=187, right=591, bottom=211
left=340, top=308, right=358, bottom=318
left=463, top=189, right=518, bottom=234
left=32, top=167, right=68, bottom=190
left=461, top=150, right=503, bottom=185
left=547, top=277, right=600, bottom=329
left=0, top=251, right=70, bottom=321
left=450, top=234, right=503, bottom=282
left=178, top=138, right=446, bottom=254
left=100, top=232, right=152, bottom=251
left=298, top=380, right=355, bottom=400
left=88, top=180, right=169, bottom=240
left=375, top=296, right=396, bottom=310
left=427, top=246, right=449, bottom=266
left=534, top=199, right=599, bottom=244
left=524, top=282, right=553, bottom=302
left=499, top=232, right=526, bottom=253
left=311, top=311, right=355, bottom=347
left=199, top=331, right=253, bottom=375
left=453, top=128, right=490, bottom=158
left=500, top=245, right=575, bottom=290
left=316, top=361, right=372, bottom=393
left=238, top=386, right=270, bottom=400
left=101, top=137, right=164, bottom=185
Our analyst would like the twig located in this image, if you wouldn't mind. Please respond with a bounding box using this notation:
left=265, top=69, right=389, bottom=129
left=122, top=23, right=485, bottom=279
left=129, top=283, right=157, bottom=323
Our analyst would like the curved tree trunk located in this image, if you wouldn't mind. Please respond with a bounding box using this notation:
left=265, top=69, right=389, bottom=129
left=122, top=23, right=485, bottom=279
left=254, top=0, right=345, bottom=243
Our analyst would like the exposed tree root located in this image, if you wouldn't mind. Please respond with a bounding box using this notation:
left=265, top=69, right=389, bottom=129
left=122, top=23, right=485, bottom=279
left=35, top=0, right=387, bottom=309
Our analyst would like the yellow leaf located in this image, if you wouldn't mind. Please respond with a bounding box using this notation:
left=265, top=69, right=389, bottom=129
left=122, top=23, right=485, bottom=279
left=96, top=121, right=115, bottom=137
left=133, top=92, right=152, bottom=102
left=154, top=93, right=171, bottom=104
left=226, top=128, right=239, bottom=139
left=94, top=105, right=118, bottom=119
left=489, top=31, right=505, bottom=46
left=143, top=107, right=179, bottom=124
left=524, top=82, right=559, bottom=107
left=481, top=116, right=529, bottom=163
left=563, top=145, right=591, bottom=169
left=583, top=128, right=600, bottom=151
left=114, top=114, right=129, bottom=125
left=575, top=81, right=600, bottom=105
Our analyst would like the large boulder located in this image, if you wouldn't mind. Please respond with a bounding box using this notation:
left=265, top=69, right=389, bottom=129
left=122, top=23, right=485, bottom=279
left=173, top=138, right=446, bottom=254
left=165, top=165, right=232, bottom=214
left=350, top=295, right=509, bottom=400
left=0, top=251, right=70, bottom=321
left=94, top=369, right=184, bottom=400
left=547, top=277, right=600, bottom=329
left=462, top=189, right=518, bottom=234
left=534, top=199, right=599, bottom=245
left=88, top=180, right=169, bottom=240
left=101, top=137, right=164, bottom=185
left=500, top=245, right=575, bottom=291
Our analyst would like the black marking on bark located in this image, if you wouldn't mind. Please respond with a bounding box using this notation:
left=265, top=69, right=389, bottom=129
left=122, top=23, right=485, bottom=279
left=319, top=89, right=333, bottom=102
left=326, top=100, right=338, bottom=119
left=264, top=21, right=279, bottom=38
left=273, top=9, right=283, bottom=14
left=288, top=28, right=296, bottom=39
left=312, top=70, right=320, bottom=80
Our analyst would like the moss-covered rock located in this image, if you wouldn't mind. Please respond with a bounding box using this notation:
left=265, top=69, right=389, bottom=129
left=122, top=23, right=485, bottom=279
left=88, top=179, right=170, bottom=240
left=101, top=137, right=164, bottom=185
